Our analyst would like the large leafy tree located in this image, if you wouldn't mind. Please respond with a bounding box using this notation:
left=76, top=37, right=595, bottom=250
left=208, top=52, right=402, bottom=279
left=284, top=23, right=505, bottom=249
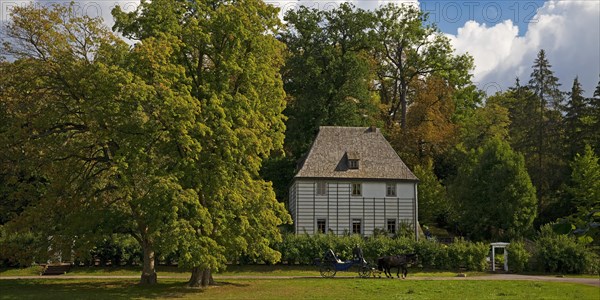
left=281, top=3, right=380, bottom=157
left=112, top=0, right=290, bottom=287
left=0, top=4, right=210, bottom=284
left=373, top=3, right=474, bottom=130
left=391, top=76, right=458, bottom=168
left=452, top=138, right=537, bottom=241
left=1, top=0, right=290, bottom=287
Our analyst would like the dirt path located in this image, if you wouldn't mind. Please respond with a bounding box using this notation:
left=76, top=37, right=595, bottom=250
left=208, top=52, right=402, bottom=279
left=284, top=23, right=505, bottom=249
left=1, top=274, right=598, bottom=287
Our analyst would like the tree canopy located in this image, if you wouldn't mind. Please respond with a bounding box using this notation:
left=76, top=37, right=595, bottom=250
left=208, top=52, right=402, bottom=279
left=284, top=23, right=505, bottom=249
left=452, top=138, right=537, bottom=240
left=1, top=1, right=291, bottom=287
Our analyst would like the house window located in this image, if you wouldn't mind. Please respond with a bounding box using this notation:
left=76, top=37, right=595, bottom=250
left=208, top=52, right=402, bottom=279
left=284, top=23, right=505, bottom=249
left=386, top=183, right=396, bottom=197
left=387, top=219, right=396, bottom=234
left=317, top=219, right=327, bottom=234
left=352, top=219, right=362, bottom=234
left=348, top=159, right=359, bottom=169
left=316, top=182, right=327, bottom=196
left=351, top=183, right=361, bottom=196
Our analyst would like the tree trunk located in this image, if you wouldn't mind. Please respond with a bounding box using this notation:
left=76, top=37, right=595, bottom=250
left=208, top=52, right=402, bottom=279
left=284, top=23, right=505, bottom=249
left=139, top=240, right=157, bottom=285
left=400, top=86, right=408, bottom=131
left=188, top=267, right=215, bottom=288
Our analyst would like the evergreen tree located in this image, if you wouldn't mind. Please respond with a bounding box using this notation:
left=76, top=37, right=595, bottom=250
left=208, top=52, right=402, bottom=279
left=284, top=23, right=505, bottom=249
left=527, top=49, right=565, bottom=216
left=529, top=49, right=563, bottom=109
left=590, top=77, right=600, bottom=156
left=564, top=77, right=590, bottom=159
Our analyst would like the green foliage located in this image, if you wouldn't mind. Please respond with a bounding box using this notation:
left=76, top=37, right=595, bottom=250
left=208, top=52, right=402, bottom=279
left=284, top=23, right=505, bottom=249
left=535, top=224, right=598, bottom=274
left=452, top=138, right=537, bottom=241
left=374, top=4, right=474, bottom=130
left=529, top=49, right=563, bottom=109
left=567, top=145, right=600, bottom=218
left=490, top=83, right=567, bottom=227
left=414, top=239, right=448, bottom=269
left=458, top=100, right=510, bottom=150
left=390, top=77, right=459, bottom=168
left=1, top=1, right=291, bottom=285
left=590, top=78, right=600, bottom=155
left=413, top=160, right=450, bottom=227
left=563, top=77, right=593, bottom=159
left=0, top=226, right=46, bottom=267
left=114, top=0, right=294, bottom=278
left=507, top=241, right=531, bottom=273
left=85, top=235, right=142, bottom=266
left=260, top=156, right=296, bottom=202
left=281, top=3, right=380, bottom=156
left=272, top=234, right=490, bottom=272
left=445, top=238, right=489, bottom=271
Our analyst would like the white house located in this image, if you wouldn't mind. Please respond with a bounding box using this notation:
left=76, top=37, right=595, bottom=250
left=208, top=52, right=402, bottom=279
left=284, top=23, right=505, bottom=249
left=288, top=126, right=419, bottom=238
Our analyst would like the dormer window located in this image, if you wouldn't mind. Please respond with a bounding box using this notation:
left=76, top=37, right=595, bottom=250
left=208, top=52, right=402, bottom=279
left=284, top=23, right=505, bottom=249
left=346, top=151, right=360, bottom=169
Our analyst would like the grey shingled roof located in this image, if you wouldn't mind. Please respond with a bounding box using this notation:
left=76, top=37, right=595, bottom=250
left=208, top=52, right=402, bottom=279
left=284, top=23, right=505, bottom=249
left=295, top=126, right=418, bottom=181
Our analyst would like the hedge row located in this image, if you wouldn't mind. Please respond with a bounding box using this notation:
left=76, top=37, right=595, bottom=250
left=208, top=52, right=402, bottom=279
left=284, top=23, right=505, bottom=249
left=271, top=232, right=599, bottom=274
left=3, top=225, right=598, bottom=274
left=271, top=233, right=490, bottom=271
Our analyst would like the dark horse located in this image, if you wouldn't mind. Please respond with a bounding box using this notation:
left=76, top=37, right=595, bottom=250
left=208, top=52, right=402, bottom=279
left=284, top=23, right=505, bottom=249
left=377, top=253, right=418, bottom=279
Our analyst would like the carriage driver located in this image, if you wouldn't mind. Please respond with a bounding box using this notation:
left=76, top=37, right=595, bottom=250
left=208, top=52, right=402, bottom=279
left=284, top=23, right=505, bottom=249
left=352, top=244, right=366, bottom=264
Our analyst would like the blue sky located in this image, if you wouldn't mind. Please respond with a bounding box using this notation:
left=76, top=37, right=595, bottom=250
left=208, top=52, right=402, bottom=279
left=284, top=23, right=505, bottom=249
left=418, top=0, right=547, bottom=36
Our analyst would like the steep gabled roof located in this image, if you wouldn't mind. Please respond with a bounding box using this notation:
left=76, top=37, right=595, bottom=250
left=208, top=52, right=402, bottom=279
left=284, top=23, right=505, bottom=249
left=294, top=126, right=418, bottom=181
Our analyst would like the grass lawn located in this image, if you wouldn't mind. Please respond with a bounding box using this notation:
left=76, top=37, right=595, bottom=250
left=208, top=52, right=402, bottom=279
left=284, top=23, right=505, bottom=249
left=0, top=278, right=598, bottom=300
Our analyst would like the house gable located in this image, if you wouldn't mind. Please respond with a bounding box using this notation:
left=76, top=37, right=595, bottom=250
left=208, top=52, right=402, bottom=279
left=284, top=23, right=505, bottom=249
left=295, top=126, right=418, bottom=181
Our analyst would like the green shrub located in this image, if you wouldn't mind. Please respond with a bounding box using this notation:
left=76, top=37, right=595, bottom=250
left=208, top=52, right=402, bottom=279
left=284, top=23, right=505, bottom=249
left=534, top=224, right=597, bottom=274
left=363, top=235, right=391, bottom=259
left=0, top=227, right=47, bottom=267
left=507, top=241, right=530, bottom=273
left=446, top=238, right=488, bottom=271
left=414, top=239, right=447, bottom=268
left=389, top=236, right=415, bottom=254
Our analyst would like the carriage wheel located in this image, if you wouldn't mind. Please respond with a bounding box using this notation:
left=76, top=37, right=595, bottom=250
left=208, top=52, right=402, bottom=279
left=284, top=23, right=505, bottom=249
left=319, top=263, right=336, bottom=278
left=358, top=266, right=371, bottom=278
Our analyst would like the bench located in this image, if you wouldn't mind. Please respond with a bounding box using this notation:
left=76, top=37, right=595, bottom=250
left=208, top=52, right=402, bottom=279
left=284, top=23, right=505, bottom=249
left=41, top=264, right=71, bottom=275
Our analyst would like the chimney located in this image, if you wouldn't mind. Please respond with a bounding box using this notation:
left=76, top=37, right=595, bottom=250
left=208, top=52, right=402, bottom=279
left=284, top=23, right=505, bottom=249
left=369, top=125, right=377, bottom=132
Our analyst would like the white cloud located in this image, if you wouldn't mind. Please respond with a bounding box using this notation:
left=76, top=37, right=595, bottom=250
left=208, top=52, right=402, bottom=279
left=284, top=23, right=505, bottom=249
left=447, top=0, right=600, bottom=96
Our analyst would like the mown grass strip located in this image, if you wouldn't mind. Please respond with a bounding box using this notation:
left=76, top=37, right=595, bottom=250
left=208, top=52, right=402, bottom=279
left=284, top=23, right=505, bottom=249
left=0, top=278, right=597, bottom=300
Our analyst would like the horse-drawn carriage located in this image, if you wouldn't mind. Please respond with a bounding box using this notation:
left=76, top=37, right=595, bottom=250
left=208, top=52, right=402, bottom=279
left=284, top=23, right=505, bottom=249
left=314, top=247, right=372, bottom=278
left=315, top=246, right=418, bottom=279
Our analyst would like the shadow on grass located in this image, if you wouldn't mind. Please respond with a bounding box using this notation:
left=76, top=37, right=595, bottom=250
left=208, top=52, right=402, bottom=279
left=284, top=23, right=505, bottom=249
left=0, top=279, right=246, bottom=300
left=219, top=264, right=316, bottom=273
